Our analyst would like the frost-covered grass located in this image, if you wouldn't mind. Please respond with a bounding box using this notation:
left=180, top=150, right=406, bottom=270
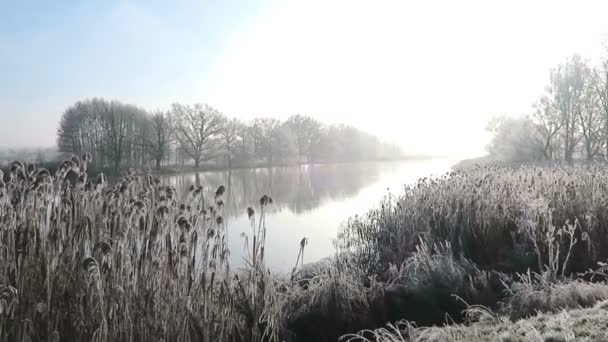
left=331, top=162, right=608, bottom=341
left=338, top=163, right=608, bottom=277
left=344, top=277, right=608, bottom=342
left=4, top=157, right=608, bottom=341
left=344, top=298, right=608, bottom=342
left=0, top=156, right=302, bottom=342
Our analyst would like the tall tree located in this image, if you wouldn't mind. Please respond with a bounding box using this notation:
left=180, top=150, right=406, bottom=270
left=532, top=95, right=562, bottom=160
left=486, top=115, right=544, bottom=162
left=219, top=117, right=242, bottom=168
left=578, top=69, right=604, bottom=160
left=285, top=114, right=323, bottom=163
left=148, top=111, right=173, bottom=170
left=169, top=103, right=224, bottom=168
left=56, top=98, right=147, bottom=172
left=271, top=123, right=297, bottom=164
left=551, top=55, right=588, bottom=162
left=250, top=118, right=281, bottom=165
left=57, top=103, right=85, bottom=155
left=597, top=49, right=608, bottom=158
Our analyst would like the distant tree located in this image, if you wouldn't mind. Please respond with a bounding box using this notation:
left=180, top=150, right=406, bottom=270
left=550, top=55, right=589, bottom=162
left=578, top=69, right=604, bottom=160
left=56, top=98, right=147, bottom=172
left=57, top=103, right=86, bottom=155
left=486, top=115, right=544, bottom=162
left=532, top=95, right=562, bottom=160
left=219, top=117, right=242, bottom=168
left=285, top=114, right=323, bottom=163
left=57, top=99, right=404, bottom=172
left=250, top=118, right=281, bottom=165
left=101, top=101, right=130, bottom=171
left=272, top=123, right=297, bottom=164
left=148, top=111, right=173, bottom=170
left=236, top=124, right=254, bottom=165
left=597, top=49, right=608, bottom=158
left=312, top=125, right=338, bottom=162
left=168, top=103, right=224, bottom=168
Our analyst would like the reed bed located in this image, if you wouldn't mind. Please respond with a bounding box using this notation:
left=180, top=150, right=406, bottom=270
left=338, top=163, right=608, bottom=278
left=335, top=162, right=608, bottom=342
left=4, top=158, right=608, bottom=342
left=0, top=156, right=297, bottom=342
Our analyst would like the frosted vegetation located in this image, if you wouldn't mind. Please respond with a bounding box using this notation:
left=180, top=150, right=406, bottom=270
left=2, top=156, right=608, bottom=341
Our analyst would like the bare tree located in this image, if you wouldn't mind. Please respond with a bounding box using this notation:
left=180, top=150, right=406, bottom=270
left=219, top=117, right=242, bottom=169
left=57, top=104, right=85, bottom=155
left=486, top=115, right=544, bottom=162
left=236, top=124, right=254, bottom=164
left=148, top=111, right=173, bottom=170
left=250, top=118, right=280, bottom=165
left=272, top=123, right=297, bottom=164
left=168, top=103, right=224, bottom=168
left=597, top=49, right=608, bottom=158
left=285, top=114, right=323, bottom=163
left=578, top=69, right=604, bottom=159
left=57, top=98, right=147, bottom=172
left=532, top=95, right=562, bottom=160
left=101, top=102, right=130, bottom=171
left=551, top=55, right=588, bottom=162
left=56, top=99, right=404, bottom=172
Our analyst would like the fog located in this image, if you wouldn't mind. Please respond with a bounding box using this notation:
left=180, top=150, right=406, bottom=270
left=3, top=0, right=608, bottom=159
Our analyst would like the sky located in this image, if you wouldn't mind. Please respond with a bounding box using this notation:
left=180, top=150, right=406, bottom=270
left=2, top=0, right=608, bottom=158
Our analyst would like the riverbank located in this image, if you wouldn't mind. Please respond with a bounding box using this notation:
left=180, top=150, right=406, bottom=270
left=146, top=155, right=441, bottom=176
left=3, top=157, right=606, bottom=341
left=288, top=161, right=608, bottom=341
left=0, top=154, right=440, bottom=178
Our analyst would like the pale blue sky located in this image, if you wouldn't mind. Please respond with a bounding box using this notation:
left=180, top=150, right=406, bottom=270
left=0, top=0, right=265, bottom=146
left=2, top=0, right=608, bottom=157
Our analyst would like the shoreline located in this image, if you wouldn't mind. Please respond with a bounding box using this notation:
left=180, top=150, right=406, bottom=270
left=145, top=155, right=445, bottom=176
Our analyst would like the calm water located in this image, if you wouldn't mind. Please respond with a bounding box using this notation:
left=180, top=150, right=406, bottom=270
left=160, top=159, right=455, bottom=273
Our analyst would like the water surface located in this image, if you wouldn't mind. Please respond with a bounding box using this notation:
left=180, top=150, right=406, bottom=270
left=161, top=159, right=454, bottom=273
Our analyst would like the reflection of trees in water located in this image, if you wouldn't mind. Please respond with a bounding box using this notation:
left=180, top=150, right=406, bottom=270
left=161, top=162, right=396, bottom=217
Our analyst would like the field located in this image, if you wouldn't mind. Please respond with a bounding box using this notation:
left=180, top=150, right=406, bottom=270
left=2, top=157, right=608, bottom=341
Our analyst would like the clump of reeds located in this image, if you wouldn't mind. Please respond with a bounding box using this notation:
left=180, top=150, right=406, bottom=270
left=338, top=164, right=608, bottom=278
left=0, top=156, right=293, bottom=342
left=321, top=163, right=608, bottom=340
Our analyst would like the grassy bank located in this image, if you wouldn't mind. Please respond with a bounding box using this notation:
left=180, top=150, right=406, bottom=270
left=2, top=157, right=608, bottom=341
left=326, top=162, right=608, bottom=341
left=345, top=296, right=608, bottom=342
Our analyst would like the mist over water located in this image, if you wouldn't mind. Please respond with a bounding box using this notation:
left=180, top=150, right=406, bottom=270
left=161, top=159, right=454, bottom=272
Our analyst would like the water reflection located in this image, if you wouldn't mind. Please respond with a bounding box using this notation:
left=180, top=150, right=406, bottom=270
left=161, top=162, right=397, bottom=217
left=161, top=160, right=454, bottom=272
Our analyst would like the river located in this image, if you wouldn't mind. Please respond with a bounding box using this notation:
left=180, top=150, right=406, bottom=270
left=160, top=159, right=455, bottom=273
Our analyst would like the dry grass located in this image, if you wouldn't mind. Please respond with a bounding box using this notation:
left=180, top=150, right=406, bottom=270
left=335, top=162, right=608, bottom=342
left=5, top=158, right=608, bottom=341
left=0, top=156, right=297, bottom=341
left=502, top=273, right=608, bottom=320
left=343, top=298, right=608, bottom=342
left=337, top=163, right=608, bottom=277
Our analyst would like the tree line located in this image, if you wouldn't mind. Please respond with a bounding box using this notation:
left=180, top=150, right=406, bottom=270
left=488, top=52, right=608, bottom=163
left=56, top=98, right=403, bottom=172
